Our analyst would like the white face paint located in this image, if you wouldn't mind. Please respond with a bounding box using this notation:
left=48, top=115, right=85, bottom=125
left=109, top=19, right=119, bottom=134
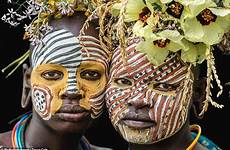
left=31, top=29, right=109, bottom=120
left=106, top=39, right=194, bottom=144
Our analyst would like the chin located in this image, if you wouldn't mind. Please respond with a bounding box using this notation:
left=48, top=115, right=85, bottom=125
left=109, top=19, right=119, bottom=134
left=116, top=123, right=154, bottom=144
left=115, top=119, right=188, bottom=145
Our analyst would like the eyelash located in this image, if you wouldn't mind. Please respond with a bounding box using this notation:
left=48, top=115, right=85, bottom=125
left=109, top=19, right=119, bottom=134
left=41, top=70, right=63, bottom=80
left=80, top=70, right=101, bottom=81
left=113, top=78, right=133, bottom=88
left=152, top=83, right=179, bottom=92
left=113, top=76, right=180, bottom=93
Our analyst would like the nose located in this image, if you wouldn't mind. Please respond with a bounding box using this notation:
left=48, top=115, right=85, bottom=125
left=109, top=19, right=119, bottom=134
left=60, top=91, right=83, bottom=100
left=127, top=92, right=150, bottom=109
left=128, top=86, right=151, bottom=109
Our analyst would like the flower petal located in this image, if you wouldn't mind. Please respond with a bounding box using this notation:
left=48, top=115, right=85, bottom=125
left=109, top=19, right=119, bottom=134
left=209, top=8, right=230, bottom=17
left=143, top=25, right=158, bottom=40
left=167, top=39, right=189, bottom=52
left=133, top=21, right=145, bottom=36
left=187, top=0, right=216, bottom=16
left=136, top=40, right=169, bottom=65
left=181, top=42, right=208, bottom=65
left=157, top=29, right=183, bottom=42
left=202, top=19, right=225, bottom=45
left=182, top=17, right=204, bottom=43
left=125, top=0, right=146, bottom=22
left=223, top=0, right=230, bottom=8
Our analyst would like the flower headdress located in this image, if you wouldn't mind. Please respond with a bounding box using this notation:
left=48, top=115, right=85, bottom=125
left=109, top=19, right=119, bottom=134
left=98, top=0, right=230, bottom=116
left=1, top=0, right=109, bottom=77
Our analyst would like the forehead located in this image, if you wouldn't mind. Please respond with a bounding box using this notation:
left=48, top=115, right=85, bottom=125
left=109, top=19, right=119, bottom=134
left=111, top=41, right=188, bottom=83
left=31, top=29, right=109, bottom=69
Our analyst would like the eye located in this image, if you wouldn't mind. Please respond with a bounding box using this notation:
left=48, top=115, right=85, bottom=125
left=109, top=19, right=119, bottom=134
left=80, top=70, right=101, bottom=81
left=41, top=70, right=63, bottom=80
left=114, top=78, right=133, bottom=87
left=153, top=83, right=179, bottom=92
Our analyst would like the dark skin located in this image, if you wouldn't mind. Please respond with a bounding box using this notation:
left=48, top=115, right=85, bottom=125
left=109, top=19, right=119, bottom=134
left=0, top=12, right=111, bottom=150
left=127, top=68, right=208, bottom=150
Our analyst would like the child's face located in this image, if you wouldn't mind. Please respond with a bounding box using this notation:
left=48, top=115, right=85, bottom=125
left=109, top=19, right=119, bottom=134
left=30, top=29, right=109, bottom=121
left=106, top=39, right=194, bottom=144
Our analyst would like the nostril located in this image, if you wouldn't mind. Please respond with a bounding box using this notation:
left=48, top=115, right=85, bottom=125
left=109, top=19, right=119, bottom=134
left=75, top=94, right=83, bottom=99
left=60, top=94, right=67, bottom=99
left=60, top=92, right=83, bottom=100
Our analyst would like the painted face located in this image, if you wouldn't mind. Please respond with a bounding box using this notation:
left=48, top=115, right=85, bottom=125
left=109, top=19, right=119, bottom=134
left=106, top=38, right=194, bottom=144
left=31, top=29, right=109, bottom=120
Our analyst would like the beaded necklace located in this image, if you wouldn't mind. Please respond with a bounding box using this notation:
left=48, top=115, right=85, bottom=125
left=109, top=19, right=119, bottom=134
left=128, top=124, right=201, bottom=150
left=11, top=112, right=93, bottom=150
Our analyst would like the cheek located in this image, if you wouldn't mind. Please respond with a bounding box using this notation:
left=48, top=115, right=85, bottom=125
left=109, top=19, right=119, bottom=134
left=77, top=74, right=107, bottom=118
left=105, top=85, right=130, bottom=124
left=31, top=71, right=67, bottom=119
left=32, top=85, right=53, bottom=120
left=78, top=76, right=107, bottom=97
left=149, top=83, right=193, bottom=140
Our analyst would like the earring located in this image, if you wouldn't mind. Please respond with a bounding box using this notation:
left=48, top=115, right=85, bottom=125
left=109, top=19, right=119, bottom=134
left=21, top=63, right=32, bottom=109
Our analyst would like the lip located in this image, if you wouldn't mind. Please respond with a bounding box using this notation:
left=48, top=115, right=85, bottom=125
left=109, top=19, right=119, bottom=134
left=121, top=112, right=156, bottom=129
left=55, top=104, right=90, bottom=122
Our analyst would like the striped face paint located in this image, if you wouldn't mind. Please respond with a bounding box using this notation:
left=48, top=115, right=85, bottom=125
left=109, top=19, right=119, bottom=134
left=105, top=38, right=193, bottom=144
left=31, top=29, right=109, bottom=120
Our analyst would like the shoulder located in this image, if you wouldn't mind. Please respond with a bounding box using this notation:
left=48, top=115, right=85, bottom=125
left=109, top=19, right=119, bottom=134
left=0, top=131, right=13, bottom=147
left=91, top=145, right=113, bottom=150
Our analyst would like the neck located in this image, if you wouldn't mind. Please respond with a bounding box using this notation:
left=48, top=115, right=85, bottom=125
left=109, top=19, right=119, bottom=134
left=24, top=115, right=82, bottom=150
left=129, top=121, right=196, bottom=150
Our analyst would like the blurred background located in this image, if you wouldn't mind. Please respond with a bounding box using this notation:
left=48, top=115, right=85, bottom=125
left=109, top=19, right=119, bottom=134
left=0, top=1, right=229, bottom=150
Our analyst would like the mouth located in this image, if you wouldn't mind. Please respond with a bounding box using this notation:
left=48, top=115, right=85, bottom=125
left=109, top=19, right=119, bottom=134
left=55, top=104, right=90, bottom=122
left=121, top=112, right=156, bottom=129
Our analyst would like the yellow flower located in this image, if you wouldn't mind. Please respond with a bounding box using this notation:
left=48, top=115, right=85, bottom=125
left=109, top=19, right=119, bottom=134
left=136, top=25, right=189, bottom=65
left=181, top=0, right=230, bottom=45
left=181, top=42, right=209, bottom=65
left=125, top=0, right=148, bottom=22
left=124, top=0, right=153, bottom=36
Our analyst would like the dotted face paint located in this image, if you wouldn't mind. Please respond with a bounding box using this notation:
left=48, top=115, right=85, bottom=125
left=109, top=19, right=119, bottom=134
left=32, top=86, right=52, bottom=120
left=31, top=29, right=109, bottom=120
left=106, top=39, right=193, bottom=144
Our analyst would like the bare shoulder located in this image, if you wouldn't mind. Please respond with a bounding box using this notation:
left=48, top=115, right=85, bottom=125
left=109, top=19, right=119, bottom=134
left=0, top=131, right=12, bottom=147
left=91, top=145, right=113, bottom=150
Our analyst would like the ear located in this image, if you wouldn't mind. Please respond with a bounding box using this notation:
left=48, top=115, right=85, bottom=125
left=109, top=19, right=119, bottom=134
left=21, top=63, right=32, bottom=109
left=191, top=77, right=206, bottom=119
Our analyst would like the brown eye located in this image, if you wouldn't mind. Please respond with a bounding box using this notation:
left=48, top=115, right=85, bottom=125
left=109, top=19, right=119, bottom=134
left=153, top=83, right=178, bottom=92
left=41, top=70, right=63, bottom=80
left=114, top=78, right=133, bottom=86
left=80, top=70, right=101, bottom=81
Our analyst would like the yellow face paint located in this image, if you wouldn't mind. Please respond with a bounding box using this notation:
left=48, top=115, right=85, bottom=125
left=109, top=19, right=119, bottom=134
left=31, top=64, right=68, bottom=120
left=77, top=61, right=107, bottom=118
left=31, top=61, right=107, bottom=120
left=30, top=29, right=109, bottom=120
